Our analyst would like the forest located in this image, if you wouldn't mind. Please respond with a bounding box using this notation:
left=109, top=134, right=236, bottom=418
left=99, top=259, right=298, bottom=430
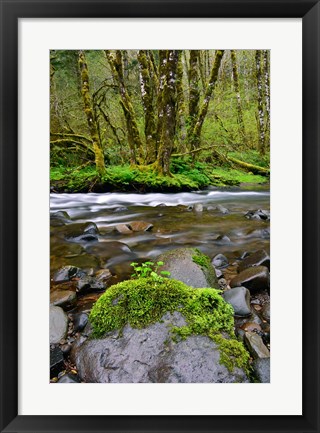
left=50, top=49, right=270, bottom=192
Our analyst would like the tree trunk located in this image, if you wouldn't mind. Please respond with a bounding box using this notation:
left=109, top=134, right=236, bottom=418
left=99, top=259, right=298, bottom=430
left=231, top=50, right=246, bottom=144
left=187, top=50, right=201, bottom=147
left=137, top=50, right=157, bottom=163
left=155, top=50, right=179, bottom=176
left=105, top=50, right=143, bottom=164
left=175, top=51, right=187, bottom=150
left=255, top=50, right=265, bottom=155
left=78, top=50, right=106, bottom=176
left=262, top=50, right=270, bottom=148
left=191, top=50, right=224, bottom=151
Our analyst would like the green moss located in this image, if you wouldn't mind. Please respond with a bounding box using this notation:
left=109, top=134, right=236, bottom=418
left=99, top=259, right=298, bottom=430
left=89, top=277, right=251, bottom=375
left=192, top=248, right=211, bottom=269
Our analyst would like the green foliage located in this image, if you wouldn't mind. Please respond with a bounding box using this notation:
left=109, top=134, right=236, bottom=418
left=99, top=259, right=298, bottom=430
left=192, top=248, right=211, bottom=269
left=130, top=261, right=170, bottom=282
left=89, top=277, right=251, bottom=374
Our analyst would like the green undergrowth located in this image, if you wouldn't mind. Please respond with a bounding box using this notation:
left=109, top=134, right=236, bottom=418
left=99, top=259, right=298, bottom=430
left=89, top=277, right=251, bottom=375
left=51, top=160, right=267, bottom=193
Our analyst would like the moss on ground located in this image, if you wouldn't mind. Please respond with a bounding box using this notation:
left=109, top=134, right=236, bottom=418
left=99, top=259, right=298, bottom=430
left=89, top=277, right=251, bottom=374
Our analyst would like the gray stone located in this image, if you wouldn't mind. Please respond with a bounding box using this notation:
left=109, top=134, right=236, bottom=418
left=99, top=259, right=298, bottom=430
left=261, top=302, right=270, bottom=321
left=212, top=253, right=229, bottom=268
left=76, top=276, right=106, bottom=294
left=216, top=204, right=230, bottom=214
left=50, top=306, right=68, bottom=344
left=244, top=331, right=270, bottom=359
left=230, top=266, right=270, bottom=293
left=245, top=209, right=270, bottom=221
left=157, top=248, right=218, bottom=288
left=73, top=313, right=88, bottom=332
left=215, top=235, right=231, bottom=244
left=72, top=312, right=249, bottom=383
left=193, top=203, right=203, bottom=213
left=114, top=224, right=132, bottom=234
left=223, top=287, right=251, bottom=317
left=238, top=249, right=270, bottom=272
left=50, top=290, right=77, bottom=310
left=53, top=266, right=85, bottom=283
left=113, top=206, right=128, bottom=213
left=64, top=222, right=100, bottom=242
left=253, top=358, right=270, bottom=383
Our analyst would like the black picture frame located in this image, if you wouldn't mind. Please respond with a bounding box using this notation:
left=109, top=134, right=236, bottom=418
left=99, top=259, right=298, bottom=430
left=0, top=1, right=319, bottom=432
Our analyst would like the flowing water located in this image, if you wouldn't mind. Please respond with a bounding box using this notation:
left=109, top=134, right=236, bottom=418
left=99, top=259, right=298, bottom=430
left=50, top=187, right=270, bottom=311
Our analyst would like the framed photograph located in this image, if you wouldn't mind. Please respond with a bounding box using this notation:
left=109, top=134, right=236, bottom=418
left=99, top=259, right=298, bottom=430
left=0, top=0, right=319, bottom=432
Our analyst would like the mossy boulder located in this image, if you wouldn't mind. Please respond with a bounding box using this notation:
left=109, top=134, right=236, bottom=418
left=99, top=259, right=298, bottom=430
left=157, top=248, right=218, bottom=288
left=72, top=277, right=251, bottom=383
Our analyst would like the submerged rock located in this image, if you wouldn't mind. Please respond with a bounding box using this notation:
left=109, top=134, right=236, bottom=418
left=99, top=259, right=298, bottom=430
left=50, top=290, right=77, bottom=310
left=253, top=357, right=270, bottom=383
left=64, top=222, right=100, bottom=242
left=53, top=265, right=86, bottom=283
left=72, top=312, right=249, bottom=383
left=128, top=221, right=153, bottom=232
left=157, top=248, right=218, bottom=288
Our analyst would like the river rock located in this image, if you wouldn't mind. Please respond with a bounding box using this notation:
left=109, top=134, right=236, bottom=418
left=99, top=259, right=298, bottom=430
left=238, top=249, right=270, bottom=272
left=50, top=346, right=64, bottom=378
left=244, top=331, right=270, bottom=359
left=50, top=306, right=68, bottom=344
left=76, top=276, right=106, bottom=294
left=50, top=211, right=71, bottom=226
left=215, top=235, right=231, bottom=244
left=128, top=221, right=153, bottom=232
left=230, top=266, right=270, bottom=293
left=253, top=358, right=270, bottom=383
left=72, top=312, right=249, bottom=383
left=86, top=241, right=132, bottom=261
left=261, top=302, right=270, bottom=321
left=64, top=222, right=100, bottom=242
left=51, top=242, right=84, bottom=258
left=223, top=287, right=251, bottom=317
left=50, top=290, right=77, bottom=310
left=157, top=248, right=218, bottom=288
left=113, top=206, right=128, bottom=212
left=212, top=253, right=229, bottom=268
left=193, top=203, right=203, bottom=213
left=57, top=373, right=81, bottom=383
left=240, top=322, right=262, bottom=332
left=73, top=313, right=88, bottom=332
left=53, top=265, right=86, bottom=282
left=216, top=204, right=230, bottom=214
left=114, top=224, right=133, bottom=234
left=245, top=209, right=270, bottom=220
left=95, top=268, right=112, bottom=282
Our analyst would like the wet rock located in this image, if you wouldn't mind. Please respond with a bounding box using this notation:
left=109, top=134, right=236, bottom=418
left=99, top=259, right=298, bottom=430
left=95, top=268, right=112, bottom=282
left=253, top=358, right=270, bottom=383
left=245, top=209, right=270, bottom=221
left=50, top=211, right=71, bottom=226
left=240, top=322, right=262, bottom=332
left=86, top=241, right=132, bottom=261
left=223, top=287, right=251, bottom=317
left=76, top=276, right=106, bottom=294
left=72, top=312, right=249, bottom=383
left=216, top=204, right=230, bottom=214
left=50, top=290, right=77, bottom=310
left=239, top=249, right=270, bottom=272
left=218, top=278, right=228, bottom=289
left=215, top=268, right=223, bottom=278
left=113, top=206, right=128, bottom=212
left=212, top=253, right=229, bottom=268
left=51, top=242, right=84, bottom=257
left=245, top=227, right=270, bottom=239
left=114, top=224, right=132, bottom=234
left=60, top=344, right=72, bottom=357
left=215, top=235, right=231, bottom=244
left=193, top=203, right=203, bottom=213
left=50, top=306, right=68, bottom=344
left=64, top=222, right=100, bottom=242
left=157, top=248, right=218, bottom=288
left=244, top=331, right=270, bottom=359
left=128, top=221, right=153, bottom=232
left=50, top=346, right=64, bottom=378
left=57, top=373, right=81, bottom=383
left=156, top=203, right=167, bottom=207
left=230, top=266, right=270, bottom=293
left=51, top=254, right=100, bottom=272
left=53, top=265, right=86, bottom=283
left=73, top=313, right=88, bottom=332
left=261, top=302, right=270, bottom=321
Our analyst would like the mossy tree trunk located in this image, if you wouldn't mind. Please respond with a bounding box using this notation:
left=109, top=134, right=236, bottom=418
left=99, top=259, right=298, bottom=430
left=190, top=50, right=224, bottom=151
left=105, top=50, right=143, bottom=164
left=175, top=51, right=187, bottom=151
left=137, top=50, right=157, bottom=163
left=155, top=50, right=179, bottom=176
left=187, top=50, right=201, bottom=149
left=231, top=50, right=246, bottom=145
left=78, top=50, right=106, bottom=176
left=255, top=50, right=265, bottom=155
left=262, top=50, right=270, bottom=149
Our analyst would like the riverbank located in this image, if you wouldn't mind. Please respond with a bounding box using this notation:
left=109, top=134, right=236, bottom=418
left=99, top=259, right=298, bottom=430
left=50, top=161, right=269, bottom=193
